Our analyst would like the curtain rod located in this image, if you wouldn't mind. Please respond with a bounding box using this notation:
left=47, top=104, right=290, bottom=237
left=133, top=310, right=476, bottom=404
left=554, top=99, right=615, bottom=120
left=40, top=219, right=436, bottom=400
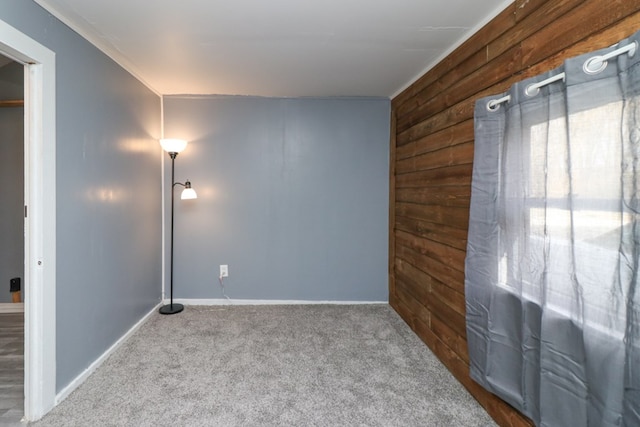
left=487, top=41, right=638, bottom=111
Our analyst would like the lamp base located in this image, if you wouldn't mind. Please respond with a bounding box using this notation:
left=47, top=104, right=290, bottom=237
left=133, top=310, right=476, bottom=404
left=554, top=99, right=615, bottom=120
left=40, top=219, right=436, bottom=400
left=159, top=303, right=184, bottom=315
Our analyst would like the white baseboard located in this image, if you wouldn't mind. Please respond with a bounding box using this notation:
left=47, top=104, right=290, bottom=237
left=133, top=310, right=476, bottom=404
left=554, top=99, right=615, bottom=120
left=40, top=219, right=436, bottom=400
left=0, top=303, right=24, bottom=313
left=55, top=302, right=161, bottom=405
left=170, top=298, right=388, bottom=306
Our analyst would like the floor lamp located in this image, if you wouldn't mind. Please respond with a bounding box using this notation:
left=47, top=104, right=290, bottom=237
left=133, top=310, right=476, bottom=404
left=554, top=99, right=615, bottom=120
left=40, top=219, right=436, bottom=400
left=159, top=138, right=197, bottom=315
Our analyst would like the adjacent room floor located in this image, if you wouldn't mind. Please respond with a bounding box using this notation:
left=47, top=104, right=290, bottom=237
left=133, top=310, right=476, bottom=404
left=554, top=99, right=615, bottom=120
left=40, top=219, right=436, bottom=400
left=0, top=309, right=24, bottom=426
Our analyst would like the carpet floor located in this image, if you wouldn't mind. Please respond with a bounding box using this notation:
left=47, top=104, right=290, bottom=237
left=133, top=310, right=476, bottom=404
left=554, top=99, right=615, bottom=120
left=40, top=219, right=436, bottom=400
left=31, top=305, right=496, bottom=426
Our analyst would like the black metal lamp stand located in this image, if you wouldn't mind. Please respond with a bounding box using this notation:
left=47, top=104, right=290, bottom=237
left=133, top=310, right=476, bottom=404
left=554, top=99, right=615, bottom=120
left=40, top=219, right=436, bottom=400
left=160, top=151, right=184, bottom=315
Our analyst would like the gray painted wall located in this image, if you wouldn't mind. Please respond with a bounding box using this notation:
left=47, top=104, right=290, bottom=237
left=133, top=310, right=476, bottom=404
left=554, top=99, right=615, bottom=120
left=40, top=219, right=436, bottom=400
left=0, top=61, right=24, bottom=303
left=164, top=96, right=389, bottom=302
left=0, top=1, right=162, bottom=390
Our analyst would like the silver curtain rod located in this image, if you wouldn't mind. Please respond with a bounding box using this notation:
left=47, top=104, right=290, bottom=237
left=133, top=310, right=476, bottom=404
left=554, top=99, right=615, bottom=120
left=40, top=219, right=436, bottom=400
left=487, top=41, right=638, bottom=111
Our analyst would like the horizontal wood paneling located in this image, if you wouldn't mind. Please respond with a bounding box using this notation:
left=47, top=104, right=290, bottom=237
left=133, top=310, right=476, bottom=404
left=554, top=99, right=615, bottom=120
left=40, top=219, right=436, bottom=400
left=396, top=119, right=474, bottom=161
left=389, top=1, right=640, bottom=426
left=395, top=244, right=465, bottom=293
left=395, top=216, right=468, bottom=250
left=396, top=230, right=466, bottom=272
left=487, top=0, right=586, bottom=62
left=395, top=185, right=470, bottom=208
left=395, top=202, right=469, bottom=229
left=396, top=142, right=474, bottom=175
left=395, top=163, right=473, bottom=188
left=397, top=45, right=522, bottom=133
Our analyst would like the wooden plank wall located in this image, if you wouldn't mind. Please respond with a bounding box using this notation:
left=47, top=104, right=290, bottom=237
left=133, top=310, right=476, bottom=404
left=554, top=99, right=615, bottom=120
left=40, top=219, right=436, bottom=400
left=389, top=1, right=640, bottom=426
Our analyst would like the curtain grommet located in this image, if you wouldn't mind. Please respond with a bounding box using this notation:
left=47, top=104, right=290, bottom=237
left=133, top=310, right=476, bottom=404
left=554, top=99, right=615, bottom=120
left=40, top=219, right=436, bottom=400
left=583, top=41, right=638, bottom=75
left=525, top=85, right=539, bottom=97
left=487, top=95, right=511, bottom=111
left=583, top=56, right=607, bottom=75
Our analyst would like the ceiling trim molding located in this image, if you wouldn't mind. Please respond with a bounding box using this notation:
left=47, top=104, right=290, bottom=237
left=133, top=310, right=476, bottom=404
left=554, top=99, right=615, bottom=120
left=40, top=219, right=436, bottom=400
left=33, top=0, right=161, bottom=96
left=391, top=0, right=513, bottom=99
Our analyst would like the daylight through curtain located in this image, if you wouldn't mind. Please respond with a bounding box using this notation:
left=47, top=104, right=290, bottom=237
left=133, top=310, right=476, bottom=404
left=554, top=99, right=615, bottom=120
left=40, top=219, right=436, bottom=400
left=465, top=30, right=640, bottom=427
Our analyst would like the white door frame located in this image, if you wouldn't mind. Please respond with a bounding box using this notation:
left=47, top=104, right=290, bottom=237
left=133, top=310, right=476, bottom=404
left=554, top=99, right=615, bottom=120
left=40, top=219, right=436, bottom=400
left=0, top=19, right=56, bottom=420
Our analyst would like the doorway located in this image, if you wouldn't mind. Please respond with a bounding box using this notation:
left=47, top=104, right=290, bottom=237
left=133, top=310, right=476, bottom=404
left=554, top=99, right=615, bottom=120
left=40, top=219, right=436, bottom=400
left=0, top=18, right=56, bottom=421
left=0, top=54, right=25, bottom=424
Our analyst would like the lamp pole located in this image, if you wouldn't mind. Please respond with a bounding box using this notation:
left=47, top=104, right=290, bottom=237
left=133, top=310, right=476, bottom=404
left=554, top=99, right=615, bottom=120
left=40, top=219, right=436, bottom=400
left=160, top=151, right=184, bottom=315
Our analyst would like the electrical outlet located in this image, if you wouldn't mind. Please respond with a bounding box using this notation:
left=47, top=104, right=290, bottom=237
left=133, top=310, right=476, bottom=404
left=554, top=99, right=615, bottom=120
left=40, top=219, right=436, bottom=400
left=220, top=264, right=229, bottom=278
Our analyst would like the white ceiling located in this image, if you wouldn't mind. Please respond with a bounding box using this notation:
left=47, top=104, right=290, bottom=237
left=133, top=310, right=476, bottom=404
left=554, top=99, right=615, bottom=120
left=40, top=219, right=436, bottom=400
left=34, top=0, right=510, bottom=98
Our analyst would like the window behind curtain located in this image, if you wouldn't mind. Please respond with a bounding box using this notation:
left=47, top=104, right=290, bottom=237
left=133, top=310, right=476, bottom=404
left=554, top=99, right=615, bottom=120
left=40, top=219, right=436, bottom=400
left=466, top=31, right=640, bottom=427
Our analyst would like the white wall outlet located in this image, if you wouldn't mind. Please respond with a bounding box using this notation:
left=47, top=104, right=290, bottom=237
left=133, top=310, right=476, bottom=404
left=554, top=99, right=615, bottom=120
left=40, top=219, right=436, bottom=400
left=220, top=264, right=229, bottom=278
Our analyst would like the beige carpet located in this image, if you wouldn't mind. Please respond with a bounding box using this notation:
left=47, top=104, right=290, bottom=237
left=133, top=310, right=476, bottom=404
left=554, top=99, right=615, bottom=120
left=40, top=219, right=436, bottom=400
left=32, top=305, right=496, bottom=426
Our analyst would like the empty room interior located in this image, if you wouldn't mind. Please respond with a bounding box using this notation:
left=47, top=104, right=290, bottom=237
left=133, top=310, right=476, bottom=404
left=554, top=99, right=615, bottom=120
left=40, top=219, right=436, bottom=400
left=0, top=0, right=639, bottom=426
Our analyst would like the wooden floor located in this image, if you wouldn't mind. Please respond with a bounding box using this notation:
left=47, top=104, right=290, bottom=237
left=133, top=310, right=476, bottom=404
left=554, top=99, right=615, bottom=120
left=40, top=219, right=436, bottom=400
left=0, top=313, right=24, bottom=426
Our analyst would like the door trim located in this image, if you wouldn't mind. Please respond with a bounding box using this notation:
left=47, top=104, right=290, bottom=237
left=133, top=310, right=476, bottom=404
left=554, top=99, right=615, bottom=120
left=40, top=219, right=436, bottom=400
left=0, top=18, right=56, bottom=421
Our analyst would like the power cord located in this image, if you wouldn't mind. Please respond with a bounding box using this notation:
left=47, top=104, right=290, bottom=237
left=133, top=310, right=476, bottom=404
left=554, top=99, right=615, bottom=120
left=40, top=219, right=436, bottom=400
left=218, top=275, right=231, bottom=300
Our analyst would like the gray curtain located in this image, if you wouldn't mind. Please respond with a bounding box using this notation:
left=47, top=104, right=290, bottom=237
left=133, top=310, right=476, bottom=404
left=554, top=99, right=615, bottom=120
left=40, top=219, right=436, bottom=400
left=466, top=31, right=640, bottom=427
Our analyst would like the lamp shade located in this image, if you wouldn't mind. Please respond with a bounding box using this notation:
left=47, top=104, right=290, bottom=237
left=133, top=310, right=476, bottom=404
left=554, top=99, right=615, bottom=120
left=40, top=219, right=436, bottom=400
left=160, top=138, right=188, bottom=153
left=181, top=181, right=197, bottom=200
